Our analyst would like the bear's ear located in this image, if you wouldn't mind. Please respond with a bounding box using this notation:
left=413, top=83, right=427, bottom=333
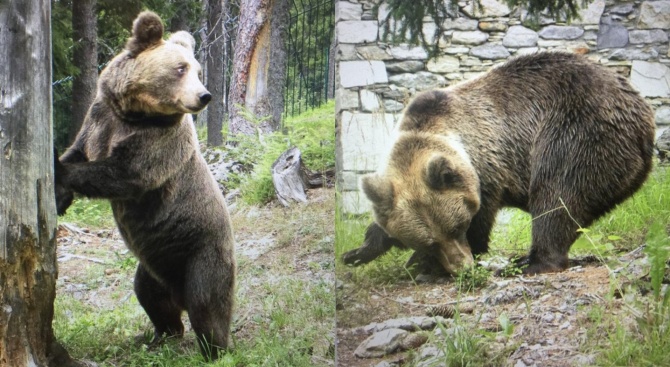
left=126, top=11, right=164, bottom=56
left=361, top=174, right=394, bottom=209
left=168, top=31, right=196, bottom=53
left=425, top=155, right=461, bottom=190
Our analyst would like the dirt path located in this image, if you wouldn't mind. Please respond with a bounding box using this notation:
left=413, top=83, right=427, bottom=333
left=336, top=251, right=648, bottom=367
left=56, top=187, right=335, bottom=365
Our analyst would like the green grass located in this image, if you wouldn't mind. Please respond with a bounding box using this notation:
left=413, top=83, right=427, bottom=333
left=233, top=101, right=335, bottom=205
left=60, top=198, right=116, bottom=229
left=55, top=187, right=335, bottom=366
left=336, top=166, right=670, bottom=285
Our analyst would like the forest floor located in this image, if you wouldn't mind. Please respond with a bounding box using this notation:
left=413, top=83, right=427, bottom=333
left=54, top=187, right=335, bottom=367
left=336, top=167, right=670, bottom=367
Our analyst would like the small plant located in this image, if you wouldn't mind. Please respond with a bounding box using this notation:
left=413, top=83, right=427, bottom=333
left=455, top=264, right=491, bottom=293
left=60, top=198, right=115, bottom=229
left=496, top=255, right=526, bottom=277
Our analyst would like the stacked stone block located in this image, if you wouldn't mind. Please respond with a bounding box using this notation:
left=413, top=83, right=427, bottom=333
left=336, top=0, right=670, bottom=214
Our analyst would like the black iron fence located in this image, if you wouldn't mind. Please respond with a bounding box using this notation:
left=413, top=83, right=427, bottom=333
left=285, top=0, right=334, bottom=116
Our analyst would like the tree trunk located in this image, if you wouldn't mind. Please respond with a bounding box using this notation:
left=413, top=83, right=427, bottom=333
left=206, top=0, right=225, bottom=146
left=229, top=0, right=287, bottom=136
left=169, top=0, right=191, bottom=32
left=69, top=0, right=97, bottom=145
left=0, top=1, right=75, bottom=366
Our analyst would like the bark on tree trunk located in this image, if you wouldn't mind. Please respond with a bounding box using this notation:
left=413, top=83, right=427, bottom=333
left=206, top=0, right=225, bottom=146
left=169, top=0, right=191, bottom=32
left=0, top=1, right=76, bottom=366
left=69, top=0, right=97, bottom=145
left=229, top=0, right=287, bottom=136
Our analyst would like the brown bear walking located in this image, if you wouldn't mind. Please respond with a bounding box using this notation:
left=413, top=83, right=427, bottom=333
left=55, top=11, right=234, bottom=360
left=343, top=51, right=655, bottom=276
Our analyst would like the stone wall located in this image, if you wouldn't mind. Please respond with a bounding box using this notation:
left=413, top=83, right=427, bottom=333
left=335, top=0, right=670, bottom=214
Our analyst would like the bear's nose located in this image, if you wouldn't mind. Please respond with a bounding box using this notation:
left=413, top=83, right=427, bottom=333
left=199, top=92, right=212, bottom=105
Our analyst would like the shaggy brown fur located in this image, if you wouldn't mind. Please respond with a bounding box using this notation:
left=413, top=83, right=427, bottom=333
left=55, top=11, right=233, bottom=360
left=343, top=51, right=655, bottom=276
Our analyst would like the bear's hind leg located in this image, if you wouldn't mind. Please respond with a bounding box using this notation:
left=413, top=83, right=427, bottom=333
left=521, top=208, right=581, bottom=275
left=185, top=248, right=235, bottom=361
left=134, top=264, right=184, bottom=343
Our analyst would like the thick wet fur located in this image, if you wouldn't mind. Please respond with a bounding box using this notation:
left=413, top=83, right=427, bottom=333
left=343, top=51, right=655, bottom=276
left=54, top=11, right=234, bottom=360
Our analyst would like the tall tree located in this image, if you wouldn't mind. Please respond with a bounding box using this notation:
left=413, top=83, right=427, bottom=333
left=229, top=0, right=288, bottom=136
left=69, top=0, right=98, bottom=144
left=206, top=0, right=226, bottom=146
left=0, top=1, right=76, bottom=366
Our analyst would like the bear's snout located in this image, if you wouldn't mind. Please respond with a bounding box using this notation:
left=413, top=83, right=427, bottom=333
left=199, top=92, right=212, bottom=106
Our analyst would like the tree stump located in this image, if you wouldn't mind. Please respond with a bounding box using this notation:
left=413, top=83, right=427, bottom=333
left=271, top=147, right=308, bottom=206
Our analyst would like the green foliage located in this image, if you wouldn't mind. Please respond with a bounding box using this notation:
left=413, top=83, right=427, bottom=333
left=378, top=0, right=593, bottom=58
left=455, top=264, right=491, bottom=293
left=376, top=0, right=454, bottom=58
left=491, top=167, right=670, bottom=259
left=235, top=101, right=335, bottom=205
left=60, top=198, right=115, bottom=229
left=644, top=221, right=670, bottom=299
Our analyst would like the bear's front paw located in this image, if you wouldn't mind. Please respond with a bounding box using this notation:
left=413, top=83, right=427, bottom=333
left=342, top=248, right=364, bottom=266
left=55, top=185, right=74, bottom=216
left=54, top=153, right=73, bottom=215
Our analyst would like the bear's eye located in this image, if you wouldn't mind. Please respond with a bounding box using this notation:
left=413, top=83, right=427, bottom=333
left=177, top=65, right=188, bottom=76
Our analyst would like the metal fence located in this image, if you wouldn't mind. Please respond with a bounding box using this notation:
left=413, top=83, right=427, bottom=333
left=285, top=0, right=335, bottom=116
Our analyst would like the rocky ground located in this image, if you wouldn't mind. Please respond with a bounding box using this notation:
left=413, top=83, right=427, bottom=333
left=55, top=186, right=336, bottom=366
left=336, top=247, right=655, bottom=367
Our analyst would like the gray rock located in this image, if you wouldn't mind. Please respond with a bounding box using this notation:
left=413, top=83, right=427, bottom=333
left=539, top=25, right=584, bottom=40
left=572, top=0, right=605, bottom=25
left=631, top=61, right=670, bottom=97
left=389, top=72, right=446, bottom=90
left=336, top=1, right=362, bottom=22
left=443, top=17, right=479, bottom=31
left=503, top=25, right=539, bottom=47
left=385, top=60, right=425, bottom=73
left=657, top=128, right=670, bottom=160
left=638, top=1, right=670, bottom=29
left=609, top=48, right=658, bottom=61
left=337, top=44, right=358, bottom=61
left=337, top=21, right=378, bottom=43
left=364, top=316, right=447, bottom=333
left=461, top=0, right=511, bottom=18
left=610, top=3, right=634, bottom=15
left=479, top=21, right=508, bottom=32
left=374, top=362, right=395, bottom=367
left=596, top=24, right=628, bottom=49
left=384, top=99, right=404, bottom=112
left=426, top=55, right=460, bottom=73
left=340, top=61, right=388, bottom=88
left=354, top=328, right=408, bottom=358
left=335, top=88, right=358, bottom=112
left=356, top=45, right=393, bottom=60
left=443, top=46, right=470, bottom=54
left=388, top=45, right=429, bottom=60
left=469, top=44, right=510, bottom=59
left=452, top=30, right=489, bottom=45
left=360, top=90, right=380, bottom=112
left=629, top=30, right=669, bottom=44
left=656, top=106, right=670, bottom=125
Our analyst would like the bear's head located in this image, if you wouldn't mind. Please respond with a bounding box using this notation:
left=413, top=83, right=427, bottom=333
left=362, top=94, right=481, bottom=275
left=100, top=11, right=210, bottom=119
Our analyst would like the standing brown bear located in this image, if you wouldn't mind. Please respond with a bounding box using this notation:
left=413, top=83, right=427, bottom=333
left=55, top=11, right=235, bottom=360
left=343, top=52, right=655, bottom=276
